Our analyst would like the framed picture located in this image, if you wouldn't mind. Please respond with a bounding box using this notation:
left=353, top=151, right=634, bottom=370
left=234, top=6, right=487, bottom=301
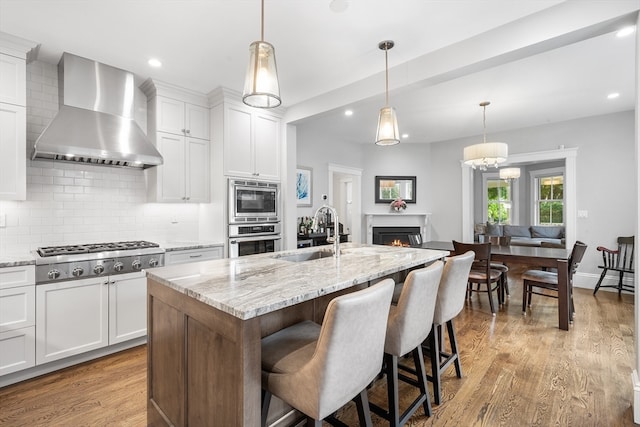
left=296, top=166, right=313, bottom=206
left=375, top=175, right=417, bottom=203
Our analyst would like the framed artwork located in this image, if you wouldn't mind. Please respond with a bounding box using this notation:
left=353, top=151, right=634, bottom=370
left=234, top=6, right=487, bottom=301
left=375, top=175, right=417, bottom=203
left=296, top=166, right=313, bottom=206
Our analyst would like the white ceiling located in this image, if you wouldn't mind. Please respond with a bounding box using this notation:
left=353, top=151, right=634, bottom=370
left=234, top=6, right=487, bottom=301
left=0, top=0, right=637, bottom=144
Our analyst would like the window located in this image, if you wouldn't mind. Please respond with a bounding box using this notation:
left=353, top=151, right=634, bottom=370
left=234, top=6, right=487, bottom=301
left=483, top=174, right=514, bottom=224
left=532, top=170, right=564, bottom=225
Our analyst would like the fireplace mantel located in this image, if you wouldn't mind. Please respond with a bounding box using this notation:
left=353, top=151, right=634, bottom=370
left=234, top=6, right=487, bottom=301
left=365, top=212, right=432, bottom=245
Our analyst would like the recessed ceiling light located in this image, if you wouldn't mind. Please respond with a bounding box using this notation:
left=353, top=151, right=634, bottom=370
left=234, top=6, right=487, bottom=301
left=148, top=58, right=162, bottom=68
left=616, top=26, right=635, bottom=38
left=402, top=133, right=409, bottom=139
left=344, top=110, right=353, bottom=116
left=607, top=92, right=620, bottom=99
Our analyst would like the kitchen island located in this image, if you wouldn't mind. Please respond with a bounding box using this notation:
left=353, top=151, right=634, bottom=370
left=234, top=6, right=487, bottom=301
left=145, top=243, right=447, bottom=426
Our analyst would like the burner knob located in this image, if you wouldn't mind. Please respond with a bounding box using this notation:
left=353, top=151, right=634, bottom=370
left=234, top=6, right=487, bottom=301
left=47, top=269, right=60, bottom=280
left=131, top=259, right=142, bottom=270
left=149, top=258, right=159, bottom=268
left=93, top=264, right=105, bottom=275
left=72, top=267, right=84, bottom=277
left=113, top=262, right=124, bottom=272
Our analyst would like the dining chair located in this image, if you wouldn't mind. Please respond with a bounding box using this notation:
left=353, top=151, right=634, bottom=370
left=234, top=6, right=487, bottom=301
left=522, top=241, right=588, bottom=316
left=593, top=236, right=634, bottom=295
left=452, top=241, right=503, bottom=316
left=369, top=261, right=443, bottom=426
left=260, top=278, right=394, bottom=427
left=424, top=251, right=475, bottom=405
left=488, top=236, right=511, bottom=300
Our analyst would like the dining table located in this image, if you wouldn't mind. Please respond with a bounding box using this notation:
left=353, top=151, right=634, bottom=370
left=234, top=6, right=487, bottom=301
left=415, top=241, right=572, bottom=331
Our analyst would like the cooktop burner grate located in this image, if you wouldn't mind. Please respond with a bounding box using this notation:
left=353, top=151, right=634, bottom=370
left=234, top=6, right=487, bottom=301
left=37, top=240, right=160, bottom=257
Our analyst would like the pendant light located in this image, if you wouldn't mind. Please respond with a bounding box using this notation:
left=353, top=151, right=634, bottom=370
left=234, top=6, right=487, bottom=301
left=375, top=40, right=400, bottom=146
left=242, top=0, right=281, bottom=108
left=463, top=101, right=508, bottom=170
left=499, top=167, right=521, bottom=181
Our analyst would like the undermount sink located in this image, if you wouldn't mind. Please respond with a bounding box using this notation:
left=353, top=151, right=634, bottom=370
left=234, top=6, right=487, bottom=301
left=274, top=250, right=334, bottom=263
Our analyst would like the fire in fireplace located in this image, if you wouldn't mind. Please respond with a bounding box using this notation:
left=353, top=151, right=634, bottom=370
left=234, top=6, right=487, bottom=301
left=372, top=227, right=422, bottom=247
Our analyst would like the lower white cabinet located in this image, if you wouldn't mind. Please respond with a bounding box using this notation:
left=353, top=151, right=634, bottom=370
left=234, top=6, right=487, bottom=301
left=108, top=273, right=147, bottom=345
left=36, top=277, right=109, bottom=365
left=35, top=272, right=146, bottom=365
left=165, top=246, right=223, bottom=265
left=0, top=327, right=35, bottom=376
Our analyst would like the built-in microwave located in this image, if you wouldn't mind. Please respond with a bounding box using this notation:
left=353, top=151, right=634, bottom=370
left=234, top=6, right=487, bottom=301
left=229, top=179, right=279, bottom=223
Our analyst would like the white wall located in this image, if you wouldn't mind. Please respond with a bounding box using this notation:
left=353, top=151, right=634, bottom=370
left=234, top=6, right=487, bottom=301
left=430, top=110, right=636, bottom=279
left=0, top=61, right=201, bottom=256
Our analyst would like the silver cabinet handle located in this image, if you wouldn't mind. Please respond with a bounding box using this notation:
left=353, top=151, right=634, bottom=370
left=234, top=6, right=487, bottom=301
left=189, top=254, right=202, bottom=258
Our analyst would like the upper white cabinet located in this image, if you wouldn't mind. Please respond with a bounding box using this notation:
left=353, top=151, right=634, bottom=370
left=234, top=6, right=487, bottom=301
left=210, top=89, right=282, bottom=181
left=0, top=34, right=37, bottom=201
left=223, top=104, right=280, bottom=180
left=142, top=79, right=211, bottom=203
left=155, top=96, right=209, bottom=140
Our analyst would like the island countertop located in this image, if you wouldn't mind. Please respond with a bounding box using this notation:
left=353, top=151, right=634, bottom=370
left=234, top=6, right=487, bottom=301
left=146, top=243, right=447, bottom=320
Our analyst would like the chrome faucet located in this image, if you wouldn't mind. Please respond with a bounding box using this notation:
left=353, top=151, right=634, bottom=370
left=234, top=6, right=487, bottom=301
left=311, top=199, right=340, bottom=258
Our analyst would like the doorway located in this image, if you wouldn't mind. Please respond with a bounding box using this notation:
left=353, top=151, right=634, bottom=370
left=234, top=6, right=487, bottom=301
left=328, top=164, right=362, bottom=244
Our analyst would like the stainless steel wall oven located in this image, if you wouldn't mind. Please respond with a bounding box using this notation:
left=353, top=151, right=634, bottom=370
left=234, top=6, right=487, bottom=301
left=228, top=223, right=282, bottom=258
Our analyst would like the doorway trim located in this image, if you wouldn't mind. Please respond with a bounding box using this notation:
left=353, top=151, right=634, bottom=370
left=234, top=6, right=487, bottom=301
left=461, top=147, right=578, bottom=245
left=328, top=163, right=363, bottom=244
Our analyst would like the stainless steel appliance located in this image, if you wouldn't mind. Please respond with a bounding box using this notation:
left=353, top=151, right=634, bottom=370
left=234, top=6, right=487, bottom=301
left=34, top=240, right=165, bottom=284
left=228, top=223, right=282, bottom=258
left=229, top=179, right=279, bottom=223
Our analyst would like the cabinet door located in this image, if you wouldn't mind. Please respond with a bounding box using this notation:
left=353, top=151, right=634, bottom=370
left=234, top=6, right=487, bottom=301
left=0, top=53, right=26, bottom=106
left=36, top=278, right=109, bottom=365
left=254, top=113, right=280, bottom=180
left=0, top=327, right=35, bottom=376
left=156, top=96, right=185, bottom=136
left=0, top=285, right=35, bottom=333
left=0, top=103, right=26, bottom=200
left=223, top=105, right=253, bottom=178
left=108, top=273, right=147, bottom=345
left=157, top=133, right=187, bottom=202
left=186, top=137, right=210, bottom=203
left=185, top=103, right=209, bottom=140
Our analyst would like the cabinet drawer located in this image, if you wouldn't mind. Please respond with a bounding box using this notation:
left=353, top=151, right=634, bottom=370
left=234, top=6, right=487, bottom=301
left=165, top=247, right=223, bottom=265
left=0, top=326, right=35, bottom=376
left=0, top=285, right=35, bottom=332
left=0, top=265, right=35, bottom=290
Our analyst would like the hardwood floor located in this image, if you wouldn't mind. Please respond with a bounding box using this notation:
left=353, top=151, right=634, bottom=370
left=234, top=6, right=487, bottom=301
left=0, top=264, right=635, bottom=426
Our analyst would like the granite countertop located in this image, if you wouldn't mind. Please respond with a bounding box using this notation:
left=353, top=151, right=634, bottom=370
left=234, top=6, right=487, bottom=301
left=0, top=253, right=36, bottom=268
left=160, top=241, right=224, bottom=252
left=146, top=243, right=447, bottom=320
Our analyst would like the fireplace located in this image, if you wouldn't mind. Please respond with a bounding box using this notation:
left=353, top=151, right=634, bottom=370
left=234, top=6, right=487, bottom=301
left=373, top=226, right=422, bottom=247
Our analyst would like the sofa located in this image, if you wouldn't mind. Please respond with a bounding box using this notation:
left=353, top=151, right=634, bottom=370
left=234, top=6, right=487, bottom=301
left=481, top=223, right=566, bottom=248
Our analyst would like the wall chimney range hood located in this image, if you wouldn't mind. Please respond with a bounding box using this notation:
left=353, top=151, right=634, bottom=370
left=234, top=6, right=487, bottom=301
left=32, top=52, right=163, bottom=168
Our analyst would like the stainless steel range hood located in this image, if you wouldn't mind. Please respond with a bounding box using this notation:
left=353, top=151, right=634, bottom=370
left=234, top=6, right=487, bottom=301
left=32, top=53, right=163, bottom=168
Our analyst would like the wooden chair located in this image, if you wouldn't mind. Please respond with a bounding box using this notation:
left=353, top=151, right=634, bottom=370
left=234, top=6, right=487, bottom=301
left=488, top=236, right=511, bottom=300
left=452, top=241, right=503, bottom=316
left=593, top=236, right=635, bottom=295
left=522, top=241, right=587, bottom=316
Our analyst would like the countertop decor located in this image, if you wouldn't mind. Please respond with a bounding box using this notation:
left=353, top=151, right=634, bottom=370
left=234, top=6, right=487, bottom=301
left=390, top=197, right=407, bottom=212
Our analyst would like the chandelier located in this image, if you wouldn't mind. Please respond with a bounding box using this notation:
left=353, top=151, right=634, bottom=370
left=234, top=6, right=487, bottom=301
left=463, top=101, right=507, bottom=170
left=499, top=167, right=521, bottom=181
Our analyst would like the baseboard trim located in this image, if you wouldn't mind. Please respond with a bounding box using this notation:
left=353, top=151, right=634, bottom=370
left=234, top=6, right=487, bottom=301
left=633, top=370, right=640, bottom=423
left=573, top=272, right=634, bottom=291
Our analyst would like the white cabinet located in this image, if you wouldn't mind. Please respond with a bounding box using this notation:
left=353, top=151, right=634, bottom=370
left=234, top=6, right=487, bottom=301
left=0, top=42, right=33, bottom=201
left=149, top=133, right=209, bottom=202
left=35, top=272, right=148, bottom=365
left=0, top=264, right=35, bottom=376
left=142, top=80, right=211, bottom=203
left=36, top=277, right=109, bottom=365
left=108, top=273, right=147, bottom=345
left=223, top=102, right=280, bottom=180
left=0, top=53, right=26, bottom=105
left=165, top=246, right=223, bottom=265
left=156, top=96, right=209, bottom=140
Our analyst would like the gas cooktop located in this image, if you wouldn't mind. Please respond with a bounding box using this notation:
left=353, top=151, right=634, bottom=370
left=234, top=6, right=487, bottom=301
left=37, top=240, right=160, bottom=257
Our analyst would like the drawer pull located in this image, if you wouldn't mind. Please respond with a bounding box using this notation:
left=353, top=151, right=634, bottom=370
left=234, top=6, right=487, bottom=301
left=189, top=254, right=203, bottom=258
